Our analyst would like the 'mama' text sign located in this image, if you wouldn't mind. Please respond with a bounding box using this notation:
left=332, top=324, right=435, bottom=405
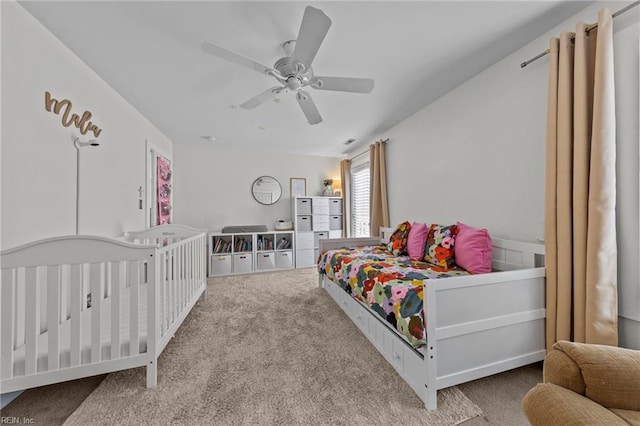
left=44, top=91, right=103, bottom=138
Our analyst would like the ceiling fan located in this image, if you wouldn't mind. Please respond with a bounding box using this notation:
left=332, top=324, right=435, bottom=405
left=202, top=6, right=374, bottom=125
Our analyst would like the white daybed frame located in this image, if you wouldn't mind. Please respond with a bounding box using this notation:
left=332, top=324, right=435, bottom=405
left=318, top=228, right=546, bottom=411
left=1, top=224, right=207, bottom=394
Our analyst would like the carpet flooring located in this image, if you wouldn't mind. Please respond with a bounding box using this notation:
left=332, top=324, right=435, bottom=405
left=62, top=268, right=481, bottom=425
left=3, top=268, right=544, bottom=425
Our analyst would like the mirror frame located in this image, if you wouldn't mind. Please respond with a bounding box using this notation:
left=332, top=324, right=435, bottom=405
left=251, top=176, right=282, bottom=205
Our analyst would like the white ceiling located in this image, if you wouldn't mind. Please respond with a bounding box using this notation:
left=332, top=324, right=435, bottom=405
left=20, top=1, right=591, bottom=157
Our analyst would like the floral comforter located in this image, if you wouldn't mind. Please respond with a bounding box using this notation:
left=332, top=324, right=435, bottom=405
left=318, top=245, right=469, bottom=348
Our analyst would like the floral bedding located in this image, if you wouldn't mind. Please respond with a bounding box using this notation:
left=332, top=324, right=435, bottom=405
left=318, top=245, right=469, bottom=348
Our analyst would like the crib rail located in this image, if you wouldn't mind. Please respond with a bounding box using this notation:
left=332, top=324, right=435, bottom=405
left=125, top=224, right=207, bottom=247
left=0, top=232, right=206, bottom=393
left=154, top=232, right=207, bottom=356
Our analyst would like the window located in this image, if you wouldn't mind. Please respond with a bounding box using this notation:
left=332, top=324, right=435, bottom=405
left=351, top=158, right=370, bottom=237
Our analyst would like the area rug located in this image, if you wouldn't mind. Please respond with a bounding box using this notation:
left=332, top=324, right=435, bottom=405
left=64, top=268, right=481, bottom=426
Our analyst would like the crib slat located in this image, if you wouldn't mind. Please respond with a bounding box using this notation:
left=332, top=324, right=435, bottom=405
left=70, top=264, right=82, bottom=367
left=111, top=262, right=122, bottom=360
left=178, top=245, right=183, bottom=310
left=191, top=241, right=196, bottom=295
left=24, top=267, right=39, bottom=375
left=176, top=247, right=181, bottom=316
left=198, top=239, right=202, bottom=285
left=168, top=249, right=174, bottom=324
left=14, top=269, right=25, bottom=352
left=38, top=267, right=48, bottom=334
left=90, top=263, right=102, bottom=363
left=188, top=241, right=192, bottom=296
left=129, top=261, right=139, bottom=356
left=172, top=248, right=178, bottom=321
left=160, top=252, right=166, bottom=336
left=1, top=269, right=15, bottom=379
left=187, top=242, right=192, bottom=299
left=47, top=266, right=60, bottom=371
left=60, top=266, right=70, bottom=322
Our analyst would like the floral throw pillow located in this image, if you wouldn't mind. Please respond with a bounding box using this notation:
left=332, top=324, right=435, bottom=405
left=424, top=224, right=459, bottom=269
left=386, top=221, right=412, bottom=256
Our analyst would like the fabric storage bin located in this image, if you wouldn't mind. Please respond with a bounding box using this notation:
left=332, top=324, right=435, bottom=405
left=296, top=215, right=312, bottom=231
left=210, top=255, right=231, bottom=276
left=314, top=231, right=329, bottom=246
left=312, top=215, right=329, bottom=231
left=312, top=198, right=329, bottom=215
left=329, top=198, right=343, bottom=215
left=257, top=252, right=275, bottom=270
left=296, top=198, right=312, bottom=215
left=233, top=253, right=252, bottom=274
left=329, top=216, right=342, bottom=230
left=275, top=251, right=293, bottom=268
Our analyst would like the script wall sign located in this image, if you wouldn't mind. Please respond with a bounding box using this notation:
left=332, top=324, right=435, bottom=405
left=44, top=91, right=103, bottom=138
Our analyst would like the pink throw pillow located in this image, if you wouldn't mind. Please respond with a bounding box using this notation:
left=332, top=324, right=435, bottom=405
left=407, top=222, right=429, bottom=260
left=455, top=222, right=492, bottom=274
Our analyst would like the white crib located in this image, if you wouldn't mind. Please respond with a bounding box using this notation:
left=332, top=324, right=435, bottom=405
left=1, top=225, right=207, bottom=394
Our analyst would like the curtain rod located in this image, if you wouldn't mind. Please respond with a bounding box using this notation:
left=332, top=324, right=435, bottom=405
left=349, top=139, right=389, bottom=162
left=520, top=0, right=639, bottom=68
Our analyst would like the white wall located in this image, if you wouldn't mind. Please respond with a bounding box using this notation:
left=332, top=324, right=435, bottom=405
left=355, top=2, right=639, bottom=348
left=1, top=2, right=173, bottom=249
left=173, top=141, right=340, bottom=232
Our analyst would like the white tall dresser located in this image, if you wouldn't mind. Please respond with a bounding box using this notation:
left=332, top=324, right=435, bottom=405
left=292, top=196, right=343, bottom=268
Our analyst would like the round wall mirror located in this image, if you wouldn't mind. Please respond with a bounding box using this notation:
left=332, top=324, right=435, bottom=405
left=251, top=176, right=282, bottom=205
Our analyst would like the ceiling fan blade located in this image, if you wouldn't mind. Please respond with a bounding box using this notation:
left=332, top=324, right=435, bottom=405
left=292, top=6, right=331, bottom=70
left=310, top=76, right=374, bottom=93
left=202, top=41, right=275, bottom=76
left=240, top=87, right=285, bottom=110
left=296, top=90, right=322, bottom=125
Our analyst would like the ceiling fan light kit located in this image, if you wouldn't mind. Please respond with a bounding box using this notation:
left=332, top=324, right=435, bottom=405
left=202, top=6, right=374, bottom=125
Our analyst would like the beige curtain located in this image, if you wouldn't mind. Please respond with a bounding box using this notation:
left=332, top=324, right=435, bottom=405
left=340, top=159, right=352, bottom=237
left=545, top=8, right=617, bottom=349
left=369, top=141, right=389, bottom=236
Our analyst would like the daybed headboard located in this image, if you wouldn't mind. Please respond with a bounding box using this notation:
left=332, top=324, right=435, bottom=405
left=380, top=227, right=394, bottom=242
left=378, top=226, right=544, bottom=270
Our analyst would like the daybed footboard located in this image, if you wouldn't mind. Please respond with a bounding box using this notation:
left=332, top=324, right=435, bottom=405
left=318, top=236, right=546, bottom=411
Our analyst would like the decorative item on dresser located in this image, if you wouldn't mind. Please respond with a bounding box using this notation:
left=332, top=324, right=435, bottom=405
left=322, top=178, right=333, bottom=196
left=292, top=196, right=343, bottom=267
left=209, top=229, right=294, bottom=276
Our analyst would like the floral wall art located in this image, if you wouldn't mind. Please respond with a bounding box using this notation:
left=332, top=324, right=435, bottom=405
left=157, top=155, right=172, bottom=225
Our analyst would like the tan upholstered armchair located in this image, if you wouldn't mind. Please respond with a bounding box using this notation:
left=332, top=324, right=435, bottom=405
left=522, top=341, right=640, bottom=425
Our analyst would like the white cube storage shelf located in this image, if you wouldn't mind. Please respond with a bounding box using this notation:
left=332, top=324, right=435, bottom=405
left=292, top=196, right=344, bottom=268
left=209, top=231, right=294, bottom=276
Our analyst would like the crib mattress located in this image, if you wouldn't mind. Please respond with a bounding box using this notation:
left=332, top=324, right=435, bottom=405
left=11, top=284, right=153, bottom=377
left=318, top=245, right=469, bottom=347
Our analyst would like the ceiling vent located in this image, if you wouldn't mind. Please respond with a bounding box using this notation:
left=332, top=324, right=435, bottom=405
left=344, top=138, right=356, bottom=145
